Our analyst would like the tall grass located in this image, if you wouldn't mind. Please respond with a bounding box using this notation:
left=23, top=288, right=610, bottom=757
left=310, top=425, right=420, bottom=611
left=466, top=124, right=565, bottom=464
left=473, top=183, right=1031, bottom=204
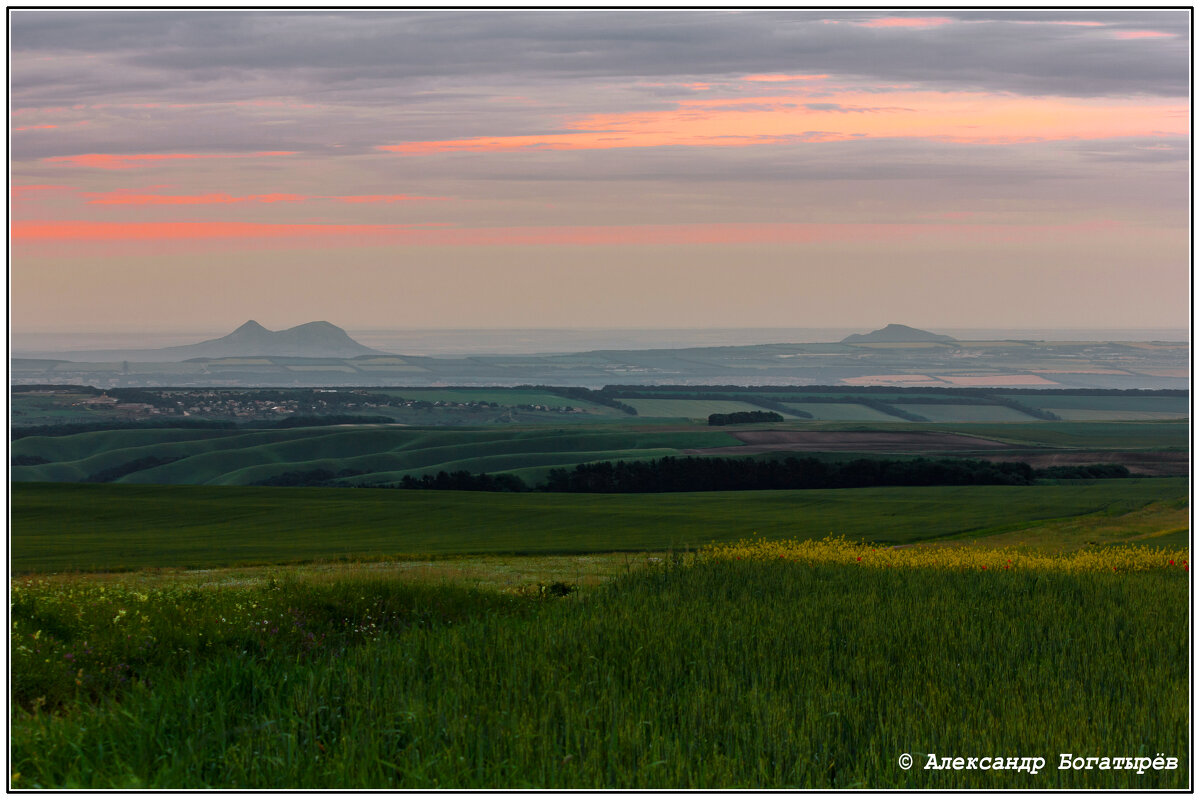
left=11, top=558, right=1188, bottom=789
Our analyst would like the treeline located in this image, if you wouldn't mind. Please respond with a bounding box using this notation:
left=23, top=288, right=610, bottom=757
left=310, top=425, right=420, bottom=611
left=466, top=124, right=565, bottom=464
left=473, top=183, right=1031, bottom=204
left=11, top=384, right=105, bottom=395
left=708, top=411, right=784, bottom=426
left=1037, top=464, right=1130, bottom=479
left=242, top=456, right=1131, bottom=491
left=541, top=456, right=1036, bottom=493
left=397, top=471, right=529, bottom=492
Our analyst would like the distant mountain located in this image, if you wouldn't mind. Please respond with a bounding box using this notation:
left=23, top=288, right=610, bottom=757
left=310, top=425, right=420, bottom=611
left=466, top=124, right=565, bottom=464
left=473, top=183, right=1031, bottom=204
left=161, top=321, right=382, bottom=359
left=21, top=321, right=386, bottom=362
left=841, top=324, right=957, bottom=344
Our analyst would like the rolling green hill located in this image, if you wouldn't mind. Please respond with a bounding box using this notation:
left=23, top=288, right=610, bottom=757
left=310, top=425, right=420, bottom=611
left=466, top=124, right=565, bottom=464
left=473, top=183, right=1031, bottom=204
left=11, top=426, right=741, bottom=486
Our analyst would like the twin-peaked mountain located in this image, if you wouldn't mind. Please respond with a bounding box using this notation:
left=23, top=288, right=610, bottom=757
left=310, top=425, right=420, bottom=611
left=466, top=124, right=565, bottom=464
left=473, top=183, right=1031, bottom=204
left=159, top=320, right=382, bottom=359
left=27, top=321, right=385, bottom=362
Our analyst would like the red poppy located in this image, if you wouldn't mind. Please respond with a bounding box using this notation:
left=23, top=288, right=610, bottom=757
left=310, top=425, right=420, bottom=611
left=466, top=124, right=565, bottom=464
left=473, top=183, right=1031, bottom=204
left=856, top=556, right=862, bottom=562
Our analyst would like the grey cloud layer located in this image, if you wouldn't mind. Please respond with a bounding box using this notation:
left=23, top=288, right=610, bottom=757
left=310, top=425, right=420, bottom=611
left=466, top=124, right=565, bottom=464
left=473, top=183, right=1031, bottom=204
left=11, top=9, right=1190, bottom=107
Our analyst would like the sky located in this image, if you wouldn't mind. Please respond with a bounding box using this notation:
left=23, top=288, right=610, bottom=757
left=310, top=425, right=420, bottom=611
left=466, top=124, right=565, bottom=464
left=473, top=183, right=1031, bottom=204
left=9, top=9, right=1191, bottom=334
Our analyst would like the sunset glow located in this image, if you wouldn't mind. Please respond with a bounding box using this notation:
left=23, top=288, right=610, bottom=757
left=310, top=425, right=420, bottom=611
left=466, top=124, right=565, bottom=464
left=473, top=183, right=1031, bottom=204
left=854, top=16, right=955, bottom=29
left=10, top=9, right=1189, bottom=331
left=382, top=92, right=1186, bottom=155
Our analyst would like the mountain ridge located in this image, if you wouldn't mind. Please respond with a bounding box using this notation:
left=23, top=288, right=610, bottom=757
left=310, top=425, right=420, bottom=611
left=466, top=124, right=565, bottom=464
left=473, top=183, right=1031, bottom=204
left=841, top=324, right=957, bottom=344
left=158, top=321, right=382, bottom=359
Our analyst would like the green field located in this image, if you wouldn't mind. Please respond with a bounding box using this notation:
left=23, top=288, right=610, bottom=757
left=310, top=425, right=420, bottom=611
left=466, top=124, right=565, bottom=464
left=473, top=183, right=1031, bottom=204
left=10, top=557, right=1188, bottom=789
left=779, top=402, right=899, bottom=421
left=1037, top=409, right=1187, bottom=422
left=617, top=398, right=797, bottom=419
left=1005, top=394, right=1190, bottom=413
left=11, top=478, right=1187, bottom=573
left=891, top=404, right=1036, bottom=423
left=755, top=421, right=1187, bottom=451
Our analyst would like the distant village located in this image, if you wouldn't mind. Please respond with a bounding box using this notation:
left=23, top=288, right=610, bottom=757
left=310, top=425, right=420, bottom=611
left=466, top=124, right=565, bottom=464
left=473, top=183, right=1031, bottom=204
left=16, top=387, right=589, bottom=424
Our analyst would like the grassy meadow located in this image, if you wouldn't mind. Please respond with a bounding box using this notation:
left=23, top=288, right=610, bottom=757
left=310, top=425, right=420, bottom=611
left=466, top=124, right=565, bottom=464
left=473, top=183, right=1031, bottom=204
left=11, top=543, right=1189, bottom=789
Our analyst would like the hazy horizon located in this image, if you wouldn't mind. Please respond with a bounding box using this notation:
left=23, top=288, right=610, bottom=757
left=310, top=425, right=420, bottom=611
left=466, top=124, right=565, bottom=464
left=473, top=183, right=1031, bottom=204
left=12, top=324, right=1191, bottom=359
left=10, top=10, right=1190, bottom=333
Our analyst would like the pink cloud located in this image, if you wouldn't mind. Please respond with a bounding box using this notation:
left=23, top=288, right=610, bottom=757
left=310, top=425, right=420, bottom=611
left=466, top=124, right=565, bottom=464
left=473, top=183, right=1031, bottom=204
left=11, top=184, right=77, bottom=198
left=12, top=220, right=1121, bottom=248
left=742, top=74, right=829, bottom=82
left=1112, top=30, right=1176, bottom=39
left=13, top=124, right=59, bottom=131
left=42, top=151, right=299, bottom=170
left=1011, top=20, right=1106, bottom=27
left=855, top=17, right=954, bottom=29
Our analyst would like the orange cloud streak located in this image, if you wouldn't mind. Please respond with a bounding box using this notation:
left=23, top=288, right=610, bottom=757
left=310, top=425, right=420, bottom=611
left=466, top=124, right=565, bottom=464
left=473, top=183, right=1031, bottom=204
left=12, top=221, right=448, bottom=242
left=42, top=151, right=299, bottom=169
left=382, top=91, right=1187, bottom=155
left=12, top=220, right=1119, bottom=247
left=81, top=191, right=445, bottom=205
left=85, top=192, right=307, bottom=205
